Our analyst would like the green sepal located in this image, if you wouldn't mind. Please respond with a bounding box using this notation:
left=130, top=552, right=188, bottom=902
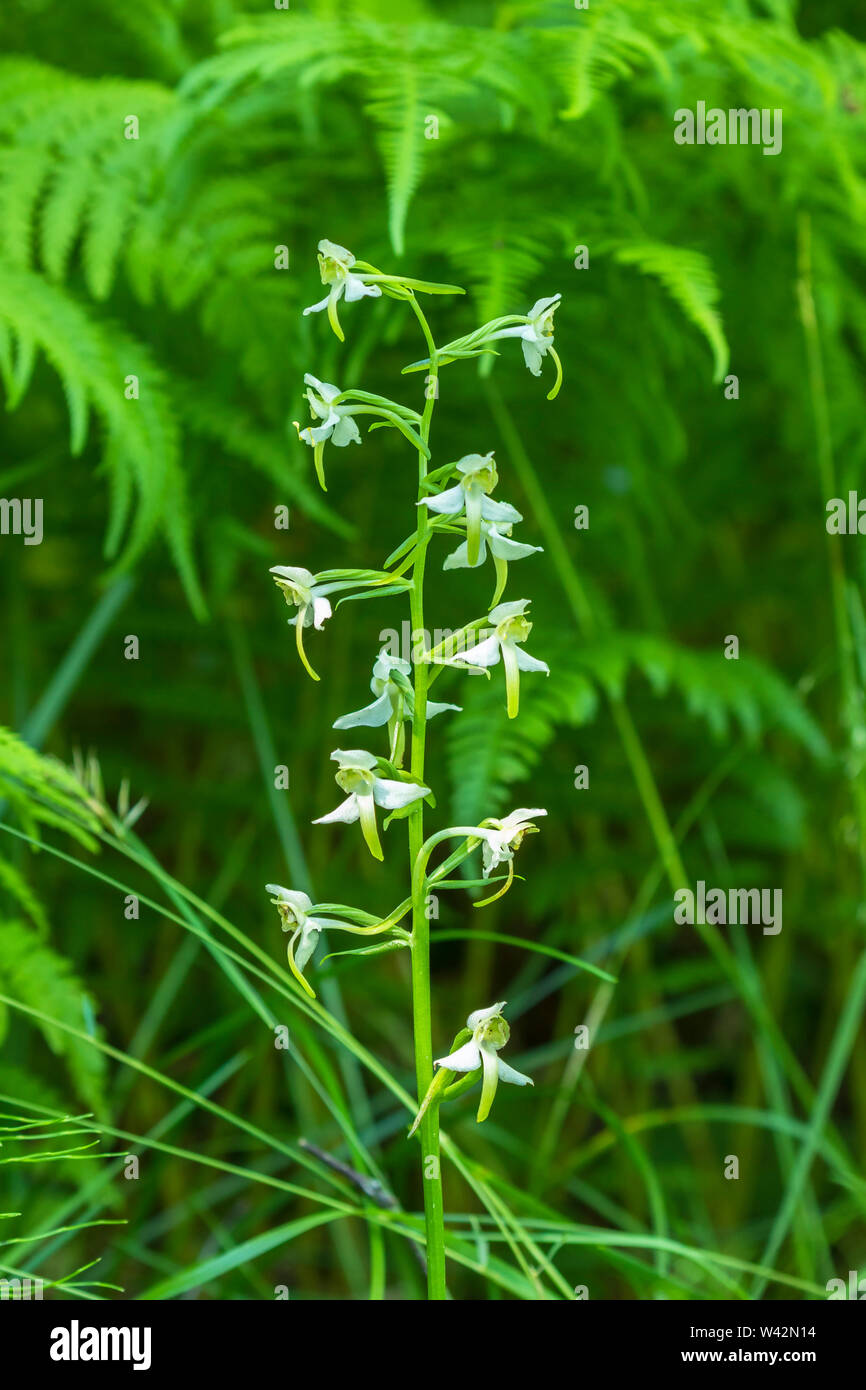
left=382, top=799, right=436, bottom=824
left=337, top=389, right=423, bottom=423
left=321, top=938, right=410, bottom=964
left=356, top=271, right=465, bottom=296
left=402, top=347, right=499, bottom=375
left=334, top=583, right=413, bottom=609
left=384, top=533, right=419, bottom=568
left=431, top=874, right=512, bottom=891
left=316, top=567, right=402, bottom=585
left=443, top=1070, right=481, bottom=1102
left=420, top=461, right=461, bottom=492
left=365, top=414, right=431, bottom=456
left=309, top=902, right=381, bottom=926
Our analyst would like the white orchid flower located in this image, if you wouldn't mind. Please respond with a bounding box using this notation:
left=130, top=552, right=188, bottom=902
left=443, top=518, right=542, bottom=608
left=445, top=599, right=548, bottom=719
left=435, top=1002, right=533, bottom=1123
left=334, top=651, right=459, bottom=765
left=266, top=884, right=377, bottom=998
left=269, top=565, right=340, bottom=682
left=303, top=239, right=382, bottom=342
left=313, top=748, right=430, bottom=861
left=294, top=374, right=363, bottom=490
left=486, top=295, right=562, bottom=395
left=419, top=453, right=521, bottom=567
left=474, top=807, right=547, bottom=902
left=266, top=885, right=329, bottom=996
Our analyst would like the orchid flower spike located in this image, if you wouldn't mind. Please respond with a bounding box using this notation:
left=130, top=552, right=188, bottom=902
left=269, top=565, right=340, bottom=682
left=294, top=375, right=363, bottom=490
left=443, top=518, right=542, bottom=609
left=419, top=453, right=521, bottom=567
left=303, top=239, right=382, bottom=341
left=475, top=807, right=547, bottom=903
left=487, top=295, right=563, bottom=398
left=313, top=749, right=430, bottom=861
left=435, top=1002, right=533, bottom=1123
left=447, top=599, right=549, bottom=718
left=334, top=651, right=459, bottom=766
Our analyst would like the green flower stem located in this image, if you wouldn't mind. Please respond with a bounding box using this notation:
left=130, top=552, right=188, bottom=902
left=405, top=295, right=447, bottom=1300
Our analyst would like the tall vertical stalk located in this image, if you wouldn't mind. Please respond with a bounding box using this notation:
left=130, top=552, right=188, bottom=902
left=406, top=296, right=446, bottom=1298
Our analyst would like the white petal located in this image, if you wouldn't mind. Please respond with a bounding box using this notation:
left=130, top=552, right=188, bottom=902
left=442, top=537, right=485, bottom=571
left=488, top=325, right=525, bottom=341
left=528, top=293, right=561, bottom=319
left=481, top=497, right=523, bottom=525
left=306, top=391, right=334, bottom=422
left=505, top=808, right=547, bottom=825
left=318, top=238, right=354, bottom=265
left=330, top=415, right=362, bottom=447
left=434, top=1040, right=482, bottom=1073
left=308, top=376, right=341, bottom=403
left=310, top=596, right=332, bottom=629
left=515, top=646, right=549, bottom=674
left=372, top=777, right=430, bottom=810
left=294, top=921, right=322, bottom=972
left=303, top=294, right=331, bottom=316
left=459, top=634, right=501, bottom=668
left=332, top=748, right=377, bottom=770
left=418, top=482, right=464, bottom=515
left=313, top=794, right=359, bottom=825
left=426, top=699, right=461, bottom=719
left=496, top=1057, right=533, bottom=1087
left=270, top=565, right=314, bottom=586
left=488, top=599, right=529, bottom=624
left=344, top=274, right=382, bottom=302
left=266, top=885, right=313, bottom=914
left=301, top=416, right=338, bottom=445
left=487, top=530, right=541, bottom=561
left=333, top=691, right=394, bottom=730
left=467, top=1001, right=507, bottom=1029
left=521, top=340, right=544, bottom=376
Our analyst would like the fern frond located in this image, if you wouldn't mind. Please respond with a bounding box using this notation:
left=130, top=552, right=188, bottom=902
left=544, top=4, right=672, bottom=120
left=0, top=728, right=102, bottom=850
left=576, top=635, right=829, bottom=758
left=599, top=239, right=730, bottom=382
left=0, top=921, right=107, bottom=1115
left=366, top=61, right=425, bottom=258
left=447, top=665, right=599, bottom=826
left=0, top=268, right=204, bottom=612
left=446, top=218, right=560, bottom=329
left=0, top=860, right=49, bottom=939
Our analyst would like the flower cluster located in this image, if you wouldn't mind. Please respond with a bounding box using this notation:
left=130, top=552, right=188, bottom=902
left=266, top=239, right=563, bottom=1151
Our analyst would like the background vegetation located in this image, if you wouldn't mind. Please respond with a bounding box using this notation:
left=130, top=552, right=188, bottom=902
left=1, top=0, right=865, bottom=1300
